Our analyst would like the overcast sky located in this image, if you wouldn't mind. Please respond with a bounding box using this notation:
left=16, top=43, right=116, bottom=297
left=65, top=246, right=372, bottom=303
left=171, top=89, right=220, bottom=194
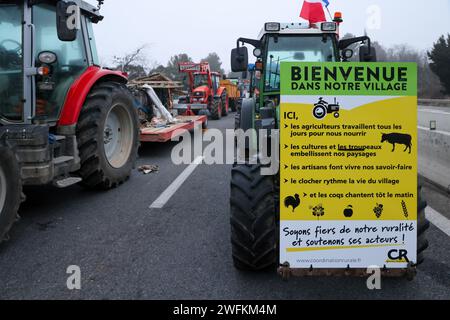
left=87, top=0, right=450, bottom=71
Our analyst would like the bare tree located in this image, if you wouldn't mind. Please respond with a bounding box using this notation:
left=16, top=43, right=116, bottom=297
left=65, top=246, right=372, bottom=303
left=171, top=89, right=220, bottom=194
left=385, top=45, right=444, bottom=98
left=113, top=44, right=150, bottom=80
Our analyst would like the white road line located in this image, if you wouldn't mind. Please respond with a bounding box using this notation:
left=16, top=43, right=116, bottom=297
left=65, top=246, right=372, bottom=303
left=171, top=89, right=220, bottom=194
left=418, top=126, right=450, bottom=137
left=426, top=207, right=450, bottom=238
left=150, top=156, right=204, bottom=209
left=419, top=109, right=450, bottom=115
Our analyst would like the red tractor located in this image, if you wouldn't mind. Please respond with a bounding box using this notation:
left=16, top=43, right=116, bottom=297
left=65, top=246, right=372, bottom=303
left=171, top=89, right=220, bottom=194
left=0, top=1, right=140, bottom=242
left=174, top=62, right=229, bottom=120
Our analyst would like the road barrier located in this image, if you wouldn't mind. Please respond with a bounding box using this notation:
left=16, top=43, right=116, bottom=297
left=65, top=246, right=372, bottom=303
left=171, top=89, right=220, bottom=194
left=418, top=128, right=450, bottom=192
left=419, top=99, right=450, bottom=108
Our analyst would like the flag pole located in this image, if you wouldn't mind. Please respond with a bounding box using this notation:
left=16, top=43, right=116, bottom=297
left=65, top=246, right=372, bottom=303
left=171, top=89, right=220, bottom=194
left=325, top=6, right=333, bottom=21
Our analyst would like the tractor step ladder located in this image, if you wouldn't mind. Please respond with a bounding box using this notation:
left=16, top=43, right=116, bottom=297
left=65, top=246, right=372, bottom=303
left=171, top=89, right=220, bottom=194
left=54, top=177, right=82, bottom=188
left=53, top=156, right=74, bottom=166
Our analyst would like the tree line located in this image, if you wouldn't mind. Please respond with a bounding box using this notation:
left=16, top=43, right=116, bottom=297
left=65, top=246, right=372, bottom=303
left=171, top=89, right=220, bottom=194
left=343, top=33, right=449, bottom=99
left=112, top=47, right=225, bottom=90
left=112, top=34, right=450, bottom=98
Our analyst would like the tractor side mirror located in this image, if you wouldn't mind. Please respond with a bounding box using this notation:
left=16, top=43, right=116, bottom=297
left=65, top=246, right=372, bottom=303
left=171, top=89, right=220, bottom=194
left=231, top=47, right=249, bottom=72
left=56, top=1, right=79, bottom=42
left=359, top=45, right=377, bottom=62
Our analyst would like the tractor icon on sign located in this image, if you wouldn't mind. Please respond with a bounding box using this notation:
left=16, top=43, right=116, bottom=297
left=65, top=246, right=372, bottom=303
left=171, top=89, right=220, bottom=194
left=313, top=97, right=340, bottom=120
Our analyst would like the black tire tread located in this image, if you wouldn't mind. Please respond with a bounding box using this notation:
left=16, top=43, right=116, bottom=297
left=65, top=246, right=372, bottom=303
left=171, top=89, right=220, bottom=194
left=210, top=99, right=221, bottom=120
left=417, top=185, right=429, bottom=266
left=221, top=93, right=228, bottom=117
left=76, top=82, right=139, bottom=190
left=0, top=145, right=22, bottom=244
left=230, top=164, right=278, bottom=271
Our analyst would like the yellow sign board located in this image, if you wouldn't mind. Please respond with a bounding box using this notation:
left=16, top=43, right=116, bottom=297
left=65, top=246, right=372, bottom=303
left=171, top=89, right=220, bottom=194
left=280, top=63, right=418, bottom=269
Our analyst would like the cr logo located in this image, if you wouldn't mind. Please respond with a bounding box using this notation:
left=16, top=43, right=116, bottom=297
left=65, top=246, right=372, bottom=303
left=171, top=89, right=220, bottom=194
left=388, top=249, right=410, bottom=262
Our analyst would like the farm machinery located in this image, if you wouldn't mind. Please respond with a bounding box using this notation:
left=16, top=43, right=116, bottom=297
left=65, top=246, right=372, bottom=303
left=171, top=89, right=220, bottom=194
left=229, top=19, right=430, bottom=278
left=0, top=0, right=142, bottom=242
left=220, top=78, right=240, bottom=112
left=0, top=0, right=205, bottom=243
left=173, top=62, right=229, bottom=120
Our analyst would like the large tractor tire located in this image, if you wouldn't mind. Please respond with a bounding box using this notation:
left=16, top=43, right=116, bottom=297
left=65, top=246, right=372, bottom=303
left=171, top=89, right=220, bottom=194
left=210, top=99, right=222, bottom=120
left=221, top=94, right=229, bottom=117
left=417, top=184, right=430, bottom=265
left=0, top=144, right=22, bottom=243
left=229, top=98, right=237, bottom=113
left=234, top=111, right=241, bottom=130
left=77, top=82, right=140, bottom=190
left=230, top=164, right=278, bottom=271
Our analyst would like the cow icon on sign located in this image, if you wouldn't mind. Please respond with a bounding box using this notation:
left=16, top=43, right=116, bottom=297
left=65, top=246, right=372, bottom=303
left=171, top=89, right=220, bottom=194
left=381, top=133, right=413, bottom=154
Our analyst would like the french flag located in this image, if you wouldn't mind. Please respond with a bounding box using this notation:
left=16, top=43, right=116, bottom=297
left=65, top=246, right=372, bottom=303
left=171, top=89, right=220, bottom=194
left=300, top=0, right=328, bottom=24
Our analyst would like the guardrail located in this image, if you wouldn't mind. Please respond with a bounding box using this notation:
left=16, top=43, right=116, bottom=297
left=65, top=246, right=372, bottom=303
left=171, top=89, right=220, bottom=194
left=419, top=99, right=450, bottom=107
left=418, top=127, right=450, bottom=193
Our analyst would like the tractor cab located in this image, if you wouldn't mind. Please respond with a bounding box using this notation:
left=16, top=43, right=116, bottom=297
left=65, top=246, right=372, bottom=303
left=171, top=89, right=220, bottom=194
left=231, top=20, right=377, bottom=130
left=0, top=0, right=101, bottom=125
left=192, top=71, right=221, bottom=102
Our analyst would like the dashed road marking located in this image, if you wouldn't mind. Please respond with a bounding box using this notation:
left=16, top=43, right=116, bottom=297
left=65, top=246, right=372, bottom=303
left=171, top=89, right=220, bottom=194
left=426, top=207, right=450, bottom=238
left=150, top=156, right=204, bottom=209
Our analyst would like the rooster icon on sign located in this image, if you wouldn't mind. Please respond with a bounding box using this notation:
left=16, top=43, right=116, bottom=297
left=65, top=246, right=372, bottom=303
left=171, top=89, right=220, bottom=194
left=284, top=194, right=301, bottom=213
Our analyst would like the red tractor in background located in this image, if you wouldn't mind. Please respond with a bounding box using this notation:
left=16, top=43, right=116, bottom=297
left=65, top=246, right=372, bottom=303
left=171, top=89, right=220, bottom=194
left=0, top=0, right=140, bottom=242
left=174, top=62, right=229, bottom=120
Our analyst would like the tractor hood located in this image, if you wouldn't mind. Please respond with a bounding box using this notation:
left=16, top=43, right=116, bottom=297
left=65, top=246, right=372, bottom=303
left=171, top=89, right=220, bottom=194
left=191, top=86, right=209, bottom=103
left=193, top=86, right=209, bottom=95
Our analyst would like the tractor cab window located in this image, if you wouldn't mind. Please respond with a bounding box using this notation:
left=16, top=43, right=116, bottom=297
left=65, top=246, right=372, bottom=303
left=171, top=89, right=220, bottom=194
left=86, top=18, right=100, bottom=65
left=33, top=4, right=88, bottom=121
left=193, top=73, right=209, bottom=88
left=265, top=35, right=336, bottom=92
left=212, top=74, right=220, bottom=93
left=0, top=4, right=23, bottom=122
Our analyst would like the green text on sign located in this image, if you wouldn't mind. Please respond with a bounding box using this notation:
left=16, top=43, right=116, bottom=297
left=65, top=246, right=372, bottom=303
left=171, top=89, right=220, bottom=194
left=280, top=62, right=417, bottom=96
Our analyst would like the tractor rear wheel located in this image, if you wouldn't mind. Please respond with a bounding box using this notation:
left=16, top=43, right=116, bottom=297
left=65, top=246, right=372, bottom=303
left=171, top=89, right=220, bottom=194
left=0, top=144, right=22, bottom=243
left=417, top=184, right=430, bottom=265
left=230, top=164, right=278, bottom=271
left=77, top=82, right=140, bottom=189
left=210, top=99, right=222, bottom=120
left=221, top=94, right=229, bottom=117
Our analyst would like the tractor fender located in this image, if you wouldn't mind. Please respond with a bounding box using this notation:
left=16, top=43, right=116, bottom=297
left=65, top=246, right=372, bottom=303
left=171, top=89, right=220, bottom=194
left=57, top=66, right=128, bottom=129
left=216, top=86, right=227, bottom=98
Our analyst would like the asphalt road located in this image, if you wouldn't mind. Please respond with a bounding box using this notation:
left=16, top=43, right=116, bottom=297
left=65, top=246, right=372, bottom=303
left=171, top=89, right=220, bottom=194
left=0, top=114, right=450, bottom=300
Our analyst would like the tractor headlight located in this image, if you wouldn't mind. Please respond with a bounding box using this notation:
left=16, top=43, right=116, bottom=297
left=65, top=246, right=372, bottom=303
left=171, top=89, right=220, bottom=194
left=265, top=22, right=280, bottom=32
left=253, top=48, right=262, bottom=58
left=321, top=22, right=337, bottom=31
left=38, top=51, right=57, bottom=64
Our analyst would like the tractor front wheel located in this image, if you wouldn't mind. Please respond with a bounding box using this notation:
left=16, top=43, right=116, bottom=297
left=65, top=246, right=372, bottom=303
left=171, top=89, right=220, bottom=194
left=0, top=144, right=22, bottom=243
left=230, top=164, right=278, bottom=271
left=77, top=82, right=140, bottom=189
